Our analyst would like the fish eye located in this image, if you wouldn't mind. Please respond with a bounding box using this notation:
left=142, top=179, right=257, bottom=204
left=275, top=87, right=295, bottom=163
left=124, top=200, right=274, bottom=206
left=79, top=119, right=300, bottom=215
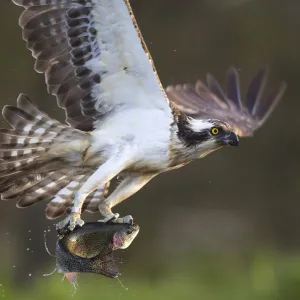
left=127, top=229, right=133, bottom=234
left=211, top=127, right=219, bottom=135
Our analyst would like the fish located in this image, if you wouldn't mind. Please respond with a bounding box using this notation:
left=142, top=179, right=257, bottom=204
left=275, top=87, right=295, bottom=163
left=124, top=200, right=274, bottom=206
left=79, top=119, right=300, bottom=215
left=55, top=222, right=139, bottom=285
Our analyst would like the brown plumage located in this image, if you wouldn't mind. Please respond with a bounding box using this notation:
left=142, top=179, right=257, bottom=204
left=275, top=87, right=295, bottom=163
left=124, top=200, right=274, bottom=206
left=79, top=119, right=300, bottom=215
left=14, top=0, right=105, bottom=130
left=166, top=67, right=287, bottom=137
left=0, top=94, right=110, bottom=219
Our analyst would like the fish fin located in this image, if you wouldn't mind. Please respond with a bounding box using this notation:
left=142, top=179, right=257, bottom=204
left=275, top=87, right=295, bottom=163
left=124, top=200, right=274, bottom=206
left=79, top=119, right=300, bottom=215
left=65, top=272, right=79, bottom=287
left=101, top=261, right=120, bottom=278
left=100, top=252, right=120, bottom=278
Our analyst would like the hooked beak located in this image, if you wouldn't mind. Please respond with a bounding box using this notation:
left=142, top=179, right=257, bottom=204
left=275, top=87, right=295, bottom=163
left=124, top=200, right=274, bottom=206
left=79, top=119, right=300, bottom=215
left=222, top=132, right=239, bottom=147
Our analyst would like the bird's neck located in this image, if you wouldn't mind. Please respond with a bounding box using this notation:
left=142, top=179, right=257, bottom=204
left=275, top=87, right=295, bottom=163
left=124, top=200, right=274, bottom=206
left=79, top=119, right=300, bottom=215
left=169, top=112, right=196, bottom=166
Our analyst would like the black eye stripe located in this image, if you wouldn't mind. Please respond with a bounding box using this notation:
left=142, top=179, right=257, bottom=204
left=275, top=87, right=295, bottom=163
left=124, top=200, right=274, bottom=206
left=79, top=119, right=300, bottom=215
left=178, top=130, right=210, bottom=147
left=177, top=116, right=230, bottom=148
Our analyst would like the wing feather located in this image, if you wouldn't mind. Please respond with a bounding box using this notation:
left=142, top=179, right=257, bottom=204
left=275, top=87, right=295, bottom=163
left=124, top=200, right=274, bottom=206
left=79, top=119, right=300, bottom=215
left=246, top=68, right=268, bottom=115
left=226, top=67, right=242, bottom=109
left=207, top=73, right=232, bottom=108
left=166, top=67, right=286, bottom=137
left=13, top=0, right=169, bottom=131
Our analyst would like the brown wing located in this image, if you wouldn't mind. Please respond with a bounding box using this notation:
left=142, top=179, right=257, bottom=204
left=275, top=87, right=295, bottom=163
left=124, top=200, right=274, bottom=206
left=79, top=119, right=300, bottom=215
left=166, top=67, right=286, bottom=137
left=13, top=0, right=168, bottom=131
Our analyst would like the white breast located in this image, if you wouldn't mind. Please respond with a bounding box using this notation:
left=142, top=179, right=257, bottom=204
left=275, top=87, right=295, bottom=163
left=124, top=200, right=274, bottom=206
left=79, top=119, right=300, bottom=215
left=88, top=107, right=173, bottom=171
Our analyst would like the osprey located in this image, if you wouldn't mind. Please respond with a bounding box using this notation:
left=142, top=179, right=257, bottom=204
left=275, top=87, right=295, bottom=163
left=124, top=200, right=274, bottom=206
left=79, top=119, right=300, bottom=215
left=3, top=0, right=285, bottom=230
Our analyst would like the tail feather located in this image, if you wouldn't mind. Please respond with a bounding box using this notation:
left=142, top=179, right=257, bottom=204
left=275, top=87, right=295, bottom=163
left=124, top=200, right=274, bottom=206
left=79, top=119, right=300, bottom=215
left=46, top=182, right=111, bottom=219
left=0, top=153, right=41, bottom=172
left=0, top=94, right=94, bottom=219
left=84, top=182, right=110, bottom=213
left=2, top=172, right=51, bottom=201
left=1, top=167, right=100, bottom=218
left=0, top=159, right=60, bottom=181
left=17, top=171, right=73, bottom=207
left=3, top=105, right=39, bottom=131
left=0, top=94, right=88, bottom=174
left=45, top=174, right=91, bottom=219
left=0, top=129, right=51, bottom=151
left=3, top=94, right=85, bottom=139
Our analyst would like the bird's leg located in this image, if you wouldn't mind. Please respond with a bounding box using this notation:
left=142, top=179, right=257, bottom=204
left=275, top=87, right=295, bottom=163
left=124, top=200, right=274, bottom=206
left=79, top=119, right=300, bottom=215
left=98, top=174, right=156, bottom=223
left=57, top=150, right=130, bottom=231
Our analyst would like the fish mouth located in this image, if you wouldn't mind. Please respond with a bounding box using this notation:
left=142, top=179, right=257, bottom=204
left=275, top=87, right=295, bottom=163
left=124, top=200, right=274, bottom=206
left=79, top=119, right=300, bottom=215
left=115, top=224, right=140, bottom=250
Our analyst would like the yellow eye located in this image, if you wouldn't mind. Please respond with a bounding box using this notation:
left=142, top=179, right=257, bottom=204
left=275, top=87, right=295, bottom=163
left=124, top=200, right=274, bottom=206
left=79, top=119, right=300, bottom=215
left=211, top=127, right=219, bottom=135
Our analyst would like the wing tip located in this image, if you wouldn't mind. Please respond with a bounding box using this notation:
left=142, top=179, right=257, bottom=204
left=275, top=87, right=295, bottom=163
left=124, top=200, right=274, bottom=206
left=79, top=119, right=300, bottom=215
left=257, top=80, right=287, bottom=127
left=279, top=80, right=288, bottom=93
left=227, top=65, right=238, bottom=75
left=246, top=66, right=271, bottom=115
left=225, top=65, right=243, bottom=109
left=16, top=93, right=32, bottom=105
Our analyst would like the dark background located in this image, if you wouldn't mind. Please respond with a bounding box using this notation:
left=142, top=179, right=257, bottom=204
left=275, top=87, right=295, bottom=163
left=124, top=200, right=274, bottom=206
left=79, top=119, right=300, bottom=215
left=1, top=0, right=300, bottom=299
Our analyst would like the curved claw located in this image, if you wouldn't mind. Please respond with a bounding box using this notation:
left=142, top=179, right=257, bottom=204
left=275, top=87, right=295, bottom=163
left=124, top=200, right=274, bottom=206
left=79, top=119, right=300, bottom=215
left=98, top=213, right=120, bottom=223
left=69, top=213, right=85, bottom=231
left=98, top=214, right=133, bottom=225
left=56, top=213, right=84, bottom=233
left=118, top=215, right=133, bottom=225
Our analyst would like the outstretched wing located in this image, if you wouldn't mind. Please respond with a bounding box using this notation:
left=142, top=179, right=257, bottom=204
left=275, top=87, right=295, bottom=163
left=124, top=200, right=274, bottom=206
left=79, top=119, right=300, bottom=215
left=13, top=0, right=169, bottom=131
left=166, top=67, right=286, bottom=137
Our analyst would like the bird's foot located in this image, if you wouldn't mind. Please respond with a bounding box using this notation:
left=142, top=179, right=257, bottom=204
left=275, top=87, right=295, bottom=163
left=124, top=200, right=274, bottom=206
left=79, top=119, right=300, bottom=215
left=98, top=213, right=133, bottom=225
left=98, top=203, right=133, bottom=224
left=117, top=215, right=134, bottom=224
left=56, top=213, right=85, bottom=233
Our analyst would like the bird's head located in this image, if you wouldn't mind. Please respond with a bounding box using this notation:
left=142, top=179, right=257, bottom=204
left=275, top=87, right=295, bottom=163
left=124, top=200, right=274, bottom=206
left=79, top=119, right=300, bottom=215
left=177, top=117, right=239, bottom=158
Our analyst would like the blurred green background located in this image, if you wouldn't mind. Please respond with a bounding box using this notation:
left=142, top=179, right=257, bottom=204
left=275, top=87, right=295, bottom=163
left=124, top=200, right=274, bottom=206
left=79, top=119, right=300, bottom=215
left=1, top=0, right=300, bottom=299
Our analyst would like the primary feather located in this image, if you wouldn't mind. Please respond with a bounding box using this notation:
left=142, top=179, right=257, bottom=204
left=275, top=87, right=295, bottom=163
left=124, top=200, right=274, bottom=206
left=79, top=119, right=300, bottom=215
left=13, top=0, right=170, bottom=130
left=0, top=94, right=107, bottom=218
left=166, top=67, right=286, bottom=137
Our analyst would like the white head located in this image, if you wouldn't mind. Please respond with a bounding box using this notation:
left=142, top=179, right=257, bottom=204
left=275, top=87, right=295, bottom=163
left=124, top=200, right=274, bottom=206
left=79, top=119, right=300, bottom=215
left=177, top=117, right=239, bottom=158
